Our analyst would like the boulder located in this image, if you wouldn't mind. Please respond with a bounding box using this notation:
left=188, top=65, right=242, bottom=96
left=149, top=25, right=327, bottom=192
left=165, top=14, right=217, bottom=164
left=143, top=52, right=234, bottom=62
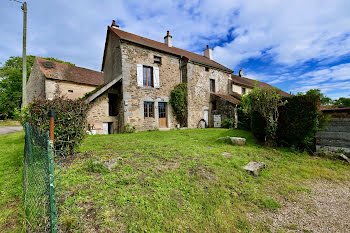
left=222, top=152, right=233, bottom=158
left=217, top=136, right=230, bottom=141
left=230, top=137, right=246, bottom=145
left=243, top=161, right=266, bottom=176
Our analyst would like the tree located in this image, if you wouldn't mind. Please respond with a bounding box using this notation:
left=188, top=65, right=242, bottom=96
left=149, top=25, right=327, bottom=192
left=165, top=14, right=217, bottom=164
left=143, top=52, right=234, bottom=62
left=0, top=56, right=73, bottom=119
left=304, top=89, right=332, bottom=105
left=242, top=87, right=283, bottom=146
left=333, top=97, right=350, bottom=108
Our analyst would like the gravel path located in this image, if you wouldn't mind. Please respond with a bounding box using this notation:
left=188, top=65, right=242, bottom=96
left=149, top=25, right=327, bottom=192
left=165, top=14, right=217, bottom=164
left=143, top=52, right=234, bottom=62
left=0, top=126, right=23, bottom=135
left=249, top=179, right=350, bottom=232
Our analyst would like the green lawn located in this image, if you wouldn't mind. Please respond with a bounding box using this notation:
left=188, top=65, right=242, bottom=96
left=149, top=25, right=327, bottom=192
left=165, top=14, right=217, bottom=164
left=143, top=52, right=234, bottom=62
left=0, top=120, right=21, bottom=126
left=58, top=129, right=350, bottom=232
left=0, top=131, right=24, bottom=232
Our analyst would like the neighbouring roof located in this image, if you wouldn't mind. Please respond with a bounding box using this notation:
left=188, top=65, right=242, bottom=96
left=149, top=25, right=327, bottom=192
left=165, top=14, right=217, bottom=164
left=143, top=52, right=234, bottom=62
left=231, top=74, right=290, bottom=97
left=212, top=93, right=241, bottom=105
left=36, top=57, right=104, bottom=86
left=104, top=27, right=233, bottom=73
left=320, top=107, right=350, bottom=112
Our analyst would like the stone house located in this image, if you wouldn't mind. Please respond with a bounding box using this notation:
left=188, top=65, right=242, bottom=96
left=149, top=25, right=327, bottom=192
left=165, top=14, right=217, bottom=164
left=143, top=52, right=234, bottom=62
left=85, top=21, right=235, bottom=133
left=27, top=22, right=290, bottom=134
left=26, top=57, right=104, bottom=102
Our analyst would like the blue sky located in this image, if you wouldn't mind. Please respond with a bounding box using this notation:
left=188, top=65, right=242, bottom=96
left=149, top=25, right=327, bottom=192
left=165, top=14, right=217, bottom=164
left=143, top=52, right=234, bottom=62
left=1, top=0, right=349, bottom=99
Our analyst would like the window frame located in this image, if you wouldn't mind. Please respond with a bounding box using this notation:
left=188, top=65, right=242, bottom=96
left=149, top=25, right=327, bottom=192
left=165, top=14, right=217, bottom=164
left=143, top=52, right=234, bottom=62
left=210, top=79, right=216, bottom=93
left=143, top=66, right=154, bottom=87
left=144, top=101, right=154, bottom=119
left=242, top=87, right=246, bottom=95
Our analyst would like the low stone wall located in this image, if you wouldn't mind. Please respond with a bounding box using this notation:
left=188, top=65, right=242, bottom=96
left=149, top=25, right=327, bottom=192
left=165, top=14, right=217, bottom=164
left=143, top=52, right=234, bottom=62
left=316, top=116, right=350, bottom=153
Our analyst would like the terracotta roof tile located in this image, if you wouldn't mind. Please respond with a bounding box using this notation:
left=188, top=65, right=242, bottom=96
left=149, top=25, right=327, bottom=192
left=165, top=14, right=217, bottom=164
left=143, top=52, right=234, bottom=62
left=108, top=27, right=233, bottom=73
left=231, top=74, right=290, bottom=97
left=36, top=57, right=104, bottom=86
left=212, top=93, right=241, bottom=105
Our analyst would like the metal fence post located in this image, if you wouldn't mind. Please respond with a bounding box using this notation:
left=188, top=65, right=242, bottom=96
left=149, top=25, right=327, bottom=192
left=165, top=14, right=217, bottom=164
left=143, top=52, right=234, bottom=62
left=48, top=139, right=57, bottom=233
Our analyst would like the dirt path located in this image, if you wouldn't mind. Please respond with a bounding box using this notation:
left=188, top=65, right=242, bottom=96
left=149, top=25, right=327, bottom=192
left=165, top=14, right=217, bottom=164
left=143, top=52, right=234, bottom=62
left=0, top=126, right=23, bottom=135
left=249, top=179, right=350, bottom=232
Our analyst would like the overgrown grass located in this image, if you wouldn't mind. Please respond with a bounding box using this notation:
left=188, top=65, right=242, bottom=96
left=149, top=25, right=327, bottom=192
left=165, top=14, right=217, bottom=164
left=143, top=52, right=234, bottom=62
left=0, top=131, right=24, bottom=232
left=59, top=129, right=350, bottom=232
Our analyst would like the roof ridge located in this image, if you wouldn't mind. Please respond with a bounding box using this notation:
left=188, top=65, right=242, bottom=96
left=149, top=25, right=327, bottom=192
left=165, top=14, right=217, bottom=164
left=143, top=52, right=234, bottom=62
left=109, top=27, right=232, bottom=72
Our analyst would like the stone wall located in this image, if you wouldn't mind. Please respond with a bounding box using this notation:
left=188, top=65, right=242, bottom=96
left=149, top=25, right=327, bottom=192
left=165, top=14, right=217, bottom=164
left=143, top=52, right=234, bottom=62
left=210, top=95, right=236, bottom=127
left=103, top=32, right=122, bottom=84
left=120, top=41, right=181, bottom=131
left=87, top=92, right=119, bottom=134
left=316, top=114, right=350, bottom=153
left=26, top=59, right=46, bottom=102
left=187, top=63, right=231, bottom=128
left=45, top=79, right=96, bottom=100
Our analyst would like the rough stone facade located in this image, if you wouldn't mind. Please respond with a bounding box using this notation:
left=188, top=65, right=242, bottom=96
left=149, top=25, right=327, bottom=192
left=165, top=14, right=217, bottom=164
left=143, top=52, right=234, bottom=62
left=45, top=79, right=96, bottom=100
left=26, top=59, right=46, bottom=102
left=187, top=63, right=231, bottom=128
left=120, top=41, right=181, bottom=131
left=209, top=95, right=236, bottom=127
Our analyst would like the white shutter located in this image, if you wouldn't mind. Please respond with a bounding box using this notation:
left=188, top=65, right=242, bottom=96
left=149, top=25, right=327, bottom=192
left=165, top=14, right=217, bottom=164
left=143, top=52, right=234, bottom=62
left=137, top=64, right=143, bottom=87
left=215, top=79, right=218, bottom=93
left=103, top=123, right=108, bottom=135
left=153, top=67, right=160, bottom=88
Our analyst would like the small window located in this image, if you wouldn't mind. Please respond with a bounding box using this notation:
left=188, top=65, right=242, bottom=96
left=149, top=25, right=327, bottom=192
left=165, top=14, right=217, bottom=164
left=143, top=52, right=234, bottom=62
left=242, top=87, right=246, bottom=95
left=143, top=66, right=153, bottom=87
left=205, top=67, right=209, bottom=72
left=68, top=90, right=73, bottom=93
left=210, top=79, right=216, bottom=93
left=144, top=102, right=154, bottom=118
left=154, top=56, right=162, bottom=64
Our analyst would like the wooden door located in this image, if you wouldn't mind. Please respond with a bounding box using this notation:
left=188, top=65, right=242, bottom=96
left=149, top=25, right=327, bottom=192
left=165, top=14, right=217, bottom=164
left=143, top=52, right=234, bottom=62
left=158, top=102, right=167, bottom=128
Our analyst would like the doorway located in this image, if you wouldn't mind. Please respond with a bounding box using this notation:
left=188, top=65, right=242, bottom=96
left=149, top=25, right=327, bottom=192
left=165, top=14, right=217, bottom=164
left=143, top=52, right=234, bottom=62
left=158, top=102, right=167, bottom=128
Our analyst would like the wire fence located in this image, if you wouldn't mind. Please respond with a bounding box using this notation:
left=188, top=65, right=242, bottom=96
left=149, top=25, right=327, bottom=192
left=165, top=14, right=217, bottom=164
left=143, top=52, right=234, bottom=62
left=23, top=122, right=57, bottom=232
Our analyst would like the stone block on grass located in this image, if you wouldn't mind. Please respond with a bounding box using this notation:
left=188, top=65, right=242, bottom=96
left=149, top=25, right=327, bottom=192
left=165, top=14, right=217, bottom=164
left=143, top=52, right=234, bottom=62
left=230, top=137, right=246, bottom=145
left=243, top=161, right=266, bottom=176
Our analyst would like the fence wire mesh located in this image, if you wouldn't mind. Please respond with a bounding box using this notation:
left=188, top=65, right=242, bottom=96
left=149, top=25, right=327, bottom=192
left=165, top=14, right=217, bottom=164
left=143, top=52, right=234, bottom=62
left=23, top=122, right=57, bottom=232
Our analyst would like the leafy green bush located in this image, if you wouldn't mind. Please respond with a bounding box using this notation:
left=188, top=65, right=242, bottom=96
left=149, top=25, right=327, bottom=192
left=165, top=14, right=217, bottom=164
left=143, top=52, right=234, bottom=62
left=242, top=87, right=283, bottom=145
left=221, top=118, right=235, bottom=129
left=23, top=96, right=89, bottom=155
left=237, top=107, right=251, bottom=130
left=124, top=124, right=136, bottom=133
left=277, top=91, right=323, bottom=150
left=170, top=83, right=187, bottom=127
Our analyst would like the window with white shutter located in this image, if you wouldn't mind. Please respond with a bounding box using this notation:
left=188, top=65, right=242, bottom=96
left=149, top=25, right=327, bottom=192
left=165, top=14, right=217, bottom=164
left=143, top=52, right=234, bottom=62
left=153, top=66, right=159, bottom=88
left=137, top=64, right=143, bottom=87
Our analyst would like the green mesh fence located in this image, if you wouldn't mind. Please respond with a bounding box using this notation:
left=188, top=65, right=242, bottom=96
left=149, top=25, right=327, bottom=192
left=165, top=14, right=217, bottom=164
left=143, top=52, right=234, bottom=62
left=23, top=122, right=57, bottom=232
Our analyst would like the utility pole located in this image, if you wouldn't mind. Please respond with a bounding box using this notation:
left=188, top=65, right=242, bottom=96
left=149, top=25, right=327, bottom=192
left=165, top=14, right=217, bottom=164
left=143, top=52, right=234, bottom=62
left=10, top=0, right=27, bottom=107
left=21, top=1, right=27, bottom=107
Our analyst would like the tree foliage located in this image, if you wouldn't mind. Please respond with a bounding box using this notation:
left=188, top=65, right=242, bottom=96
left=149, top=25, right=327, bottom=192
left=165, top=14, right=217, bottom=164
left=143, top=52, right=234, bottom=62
left=169, top=83, right=188, bottom=127
left=242, top=87, right=283, bottom=145
left=0, top=56, right=73, bottom=119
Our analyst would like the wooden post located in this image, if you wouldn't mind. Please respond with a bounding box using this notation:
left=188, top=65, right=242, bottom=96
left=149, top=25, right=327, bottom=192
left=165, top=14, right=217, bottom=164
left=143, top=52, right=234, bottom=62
left=21, top=2, right=27, bottom=107
left=49, top=109, right=55, bottom=143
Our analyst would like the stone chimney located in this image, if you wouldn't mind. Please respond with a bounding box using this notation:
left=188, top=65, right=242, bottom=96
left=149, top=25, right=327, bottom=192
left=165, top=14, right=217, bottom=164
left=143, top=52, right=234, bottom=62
left=111, top=20, right=119, bottom=29
left=164, top=30, right=172, bottom=47
left=203, top=45, right=213, bottom=60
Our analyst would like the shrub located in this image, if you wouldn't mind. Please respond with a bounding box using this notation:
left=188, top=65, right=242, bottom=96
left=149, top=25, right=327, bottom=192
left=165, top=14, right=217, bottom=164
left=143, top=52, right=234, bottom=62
left=124, top=124, right=136, bottom=133
left=23, top=96, right=89, bottom=155
left=170, top=83, right=187, bottom=127
left=242, top=87, right=284, bottom=145
left=277, top=91, right=323, bottom=150
left=250, top=111, right=267, bottom=141
left=237, top=107, right=251, bottom=130
left=221, top=118, right=235, bottom=129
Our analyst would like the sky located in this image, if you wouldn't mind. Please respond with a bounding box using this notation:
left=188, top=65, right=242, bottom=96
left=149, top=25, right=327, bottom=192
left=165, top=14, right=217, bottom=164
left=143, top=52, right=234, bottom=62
left=1, top=0, right=349, bottom=99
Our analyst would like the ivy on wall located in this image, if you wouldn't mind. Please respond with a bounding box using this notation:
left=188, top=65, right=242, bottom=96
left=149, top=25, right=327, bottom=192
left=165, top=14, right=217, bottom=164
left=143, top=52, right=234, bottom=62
left=169, top=83, right=188, bottom=127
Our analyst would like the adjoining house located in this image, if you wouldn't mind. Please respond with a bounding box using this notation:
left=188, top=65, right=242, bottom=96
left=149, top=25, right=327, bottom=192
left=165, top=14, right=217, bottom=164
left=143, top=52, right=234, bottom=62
left=26, top=57, right=104, bottom=101
left=27, top=20, right=290, bottom=134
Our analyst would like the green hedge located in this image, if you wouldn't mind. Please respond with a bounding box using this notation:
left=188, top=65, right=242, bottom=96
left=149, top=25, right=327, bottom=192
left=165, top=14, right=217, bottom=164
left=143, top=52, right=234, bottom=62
left=23, top=97, right=89, bottom=155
